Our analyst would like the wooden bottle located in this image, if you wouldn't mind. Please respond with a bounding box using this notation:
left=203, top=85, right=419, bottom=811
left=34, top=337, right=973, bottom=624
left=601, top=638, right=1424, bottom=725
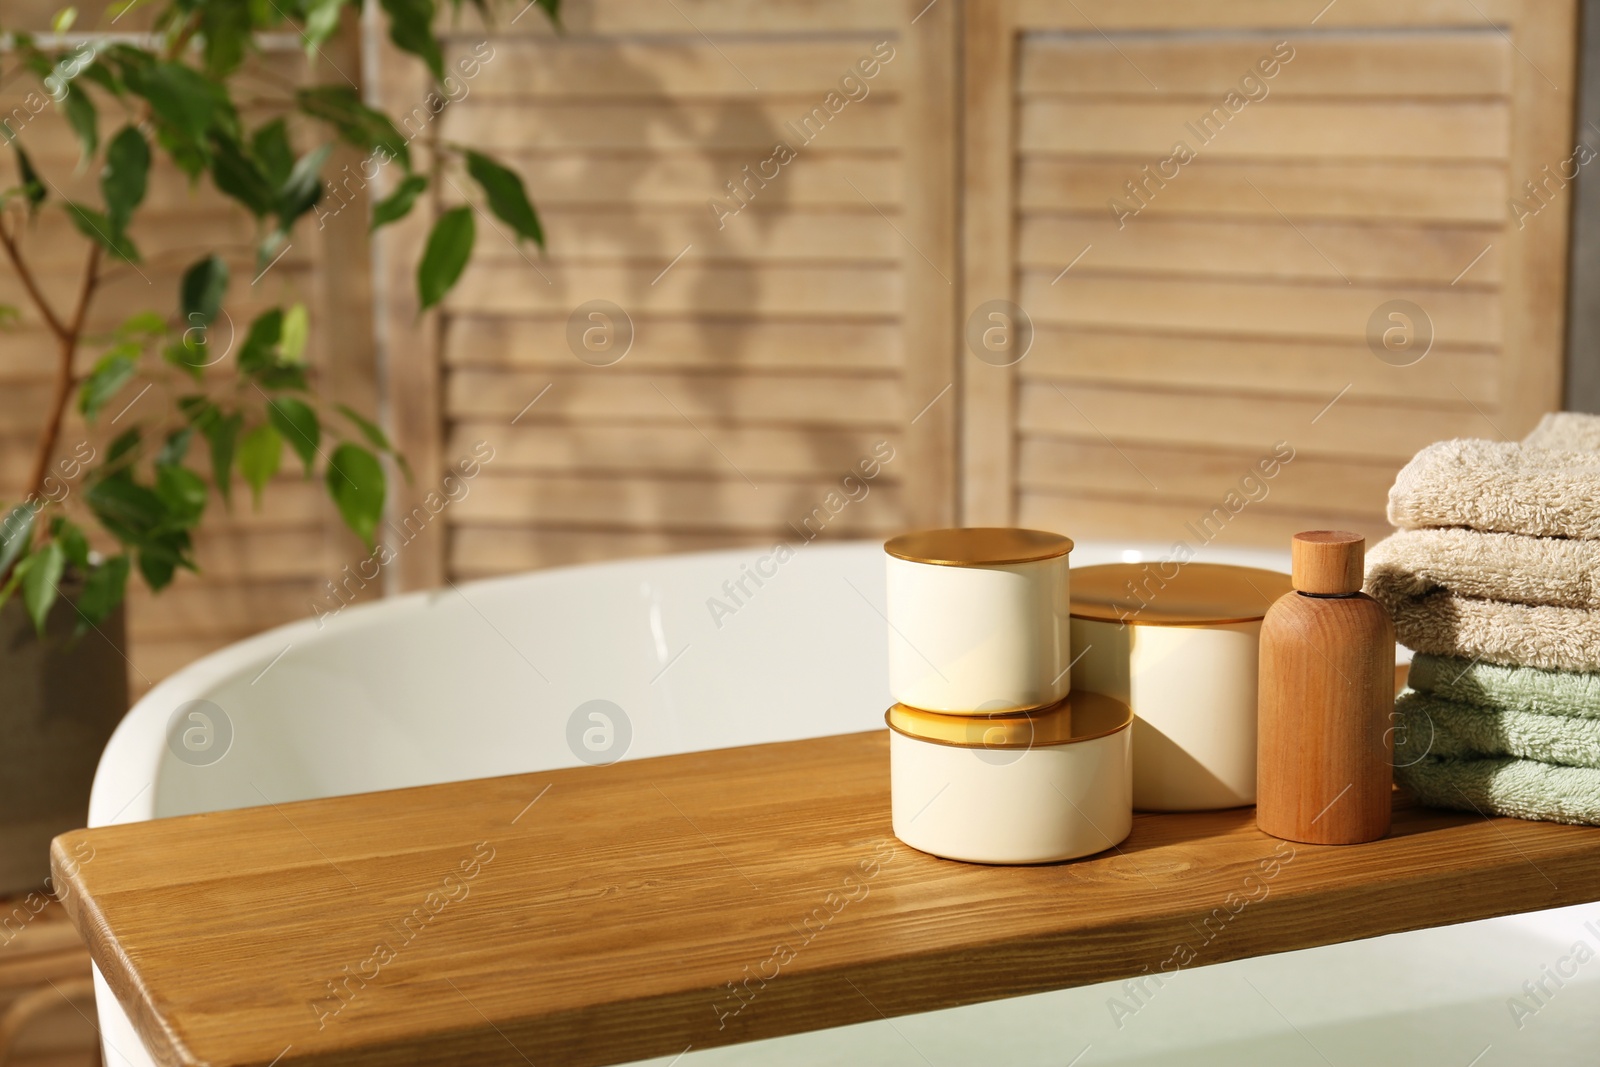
left=1256, top=531, right=1395, bottom=844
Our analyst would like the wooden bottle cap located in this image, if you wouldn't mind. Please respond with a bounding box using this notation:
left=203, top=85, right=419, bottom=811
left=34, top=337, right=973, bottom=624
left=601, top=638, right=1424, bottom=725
left=1291, top=531, right=1364, bottom=595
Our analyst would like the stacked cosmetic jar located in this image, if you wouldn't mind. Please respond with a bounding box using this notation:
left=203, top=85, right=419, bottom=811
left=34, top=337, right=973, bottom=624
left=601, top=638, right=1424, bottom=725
left=882, top=528, right=1133, bottom=864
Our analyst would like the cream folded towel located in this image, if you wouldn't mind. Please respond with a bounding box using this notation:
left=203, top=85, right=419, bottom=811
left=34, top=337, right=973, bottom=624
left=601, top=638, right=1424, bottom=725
left=1367, top=528, right=1600, bottom=610
left=1525, top=411, right=1600, bottom=452
left=1387, top=438, right=1600, bottom=539
left=1380, top=593, right=1600, bottom=673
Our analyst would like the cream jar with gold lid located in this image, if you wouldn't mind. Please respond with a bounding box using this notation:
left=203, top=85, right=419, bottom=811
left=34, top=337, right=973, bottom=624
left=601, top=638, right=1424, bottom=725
left=886, top=691, right=1132, bottom=864
left=1069, top=562, right=1292, bottom=812
left=884, top=528, right=1073, bottom=713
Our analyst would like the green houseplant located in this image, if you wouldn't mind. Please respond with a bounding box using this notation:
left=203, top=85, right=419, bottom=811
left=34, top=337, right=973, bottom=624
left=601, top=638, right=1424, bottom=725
left=0, top=0, right=554, bottom=891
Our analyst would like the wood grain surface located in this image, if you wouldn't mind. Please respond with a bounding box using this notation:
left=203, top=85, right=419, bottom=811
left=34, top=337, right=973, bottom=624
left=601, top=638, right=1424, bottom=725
left=53, top=729, right=1600, bottom=1067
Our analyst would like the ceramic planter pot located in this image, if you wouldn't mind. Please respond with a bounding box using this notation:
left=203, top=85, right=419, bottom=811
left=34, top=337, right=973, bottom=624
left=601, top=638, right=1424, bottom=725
left=1069, top=562, right=1292, bottom=812
left=883, top=527, right=1073, bottom=713
left=886, top=691, right=1132, bottom=864
left=0, top=575, right=128, bottom=893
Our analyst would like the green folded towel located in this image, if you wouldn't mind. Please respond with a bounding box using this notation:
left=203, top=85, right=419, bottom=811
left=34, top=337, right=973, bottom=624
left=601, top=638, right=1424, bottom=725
left=1408, top=654, right=1600, bottom=719
left=1393, top=690, right=1600, bottom=769
left=1395, top=755, right=1600, bottom=827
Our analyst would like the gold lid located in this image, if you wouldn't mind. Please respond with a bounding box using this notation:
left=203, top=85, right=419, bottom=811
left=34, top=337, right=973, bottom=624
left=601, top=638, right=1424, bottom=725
left=884, top=527, right=1073, bottom=567
left=1070, top=562, right=1291, bottom=626
left=885, top=691, right=1132, bottom=749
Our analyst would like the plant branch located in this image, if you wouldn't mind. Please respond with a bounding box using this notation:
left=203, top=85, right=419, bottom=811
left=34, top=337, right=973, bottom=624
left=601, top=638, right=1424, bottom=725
left=24, top=241, right=101, bottom=510
left=0, top=215, right=70, bottom=340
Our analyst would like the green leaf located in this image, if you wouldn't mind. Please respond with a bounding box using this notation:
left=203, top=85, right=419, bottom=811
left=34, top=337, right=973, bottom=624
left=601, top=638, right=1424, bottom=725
left=465, top=151, right=543, bottom=247
left=85, top=477, right=163, bottom=541
left=125, top=60, right=225, bottom=166
left=104, top=427, right=141, bottom=472
left=155, top=464, right=207, bottom=526
left=78, top=348, right=139, bottom=419
left=324, top=442, right=385, bottom=549
left=52, top=7, right=78, bottom=33
left=237, top=422, right=281, bottom=506
left=200, top=0, right=251, bottom=77
left=80, top=60, right=125, bottom=98
left=65, top=203, right=140, bottom=263
left=251, top=119, right=294, bottom=188
left=280, top=303, right=308, bottom=362
left=60, top=84, right=97, bottom=162
left=379, top=0, right=444, bottom=82
left=75, top=554, right=129, bottom=631
left=118, top=310, right=167, bottom=339
left=338, top=403, right=409, bottom=481
left=296, top=86, right=409, bottom=171
left=204, top=411, right=243, bottom=505
left=267, top=396, right=320, bottom=474
left=0, top=504, right=36, bottom=578
left=210, top=130, right=276, bottom=217
left=370, top=173, right=426, bottom=231
left=101, top=125, right=149, bottom=229
left=7, top=136, right=46, bottom=213
left=156, top=426, right=193, bottom=467
left=417, top=206, right=474, bottom=311
left=21, top=540, right=64, bottom=635
left=180, top=254, right=229, bottom=329
left=275, top=142, right=329, bottom=231
left=303, top=0, right=347, bottom=49
left=50, top=515, right=90, bottom=571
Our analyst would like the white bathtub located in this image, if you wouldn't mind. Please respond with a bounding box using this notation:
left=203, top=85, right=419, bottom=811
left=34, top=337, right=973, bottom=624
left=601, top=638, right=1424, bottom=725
left=87, top=541, right=1600, bottom=1066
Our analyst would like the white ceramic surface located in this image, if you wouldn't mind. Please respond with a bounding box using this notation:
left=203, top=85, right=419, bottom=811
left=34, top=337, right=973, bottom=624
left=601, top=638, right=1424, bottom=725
left=1072, top=617, right=1262, bottom=811
left=888, top=708, right=1131, bottom=864
left=885, top=551, right=1070, bottom=712
left=84, top=540, right=1597, bottom=1067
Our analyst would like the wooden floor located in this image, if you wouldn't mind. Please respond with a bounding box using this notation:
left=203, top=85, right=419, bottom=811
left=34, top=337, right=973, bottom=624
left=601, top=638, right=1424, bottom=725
left=0, top=895, right=99, bottom=1067
left=53, top=727, right=1600, bottom=1067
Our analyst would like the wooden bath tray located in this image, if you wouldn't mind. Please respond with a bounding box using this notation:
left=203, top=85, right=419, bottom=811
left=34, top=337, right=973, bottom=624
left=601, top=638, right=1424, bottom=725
left=53, top=729, right=1600, bottom=1067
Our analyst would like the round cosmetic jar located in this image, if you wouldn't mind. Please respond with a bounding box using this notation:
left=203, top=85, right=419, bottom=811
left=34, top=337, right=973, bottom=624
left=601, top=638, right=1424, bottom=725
left=886, top=691, right=1132, bottom=864
left=883, top=528, right=1073, bottom=713
left=1069, top=562, right=1293, bottom=812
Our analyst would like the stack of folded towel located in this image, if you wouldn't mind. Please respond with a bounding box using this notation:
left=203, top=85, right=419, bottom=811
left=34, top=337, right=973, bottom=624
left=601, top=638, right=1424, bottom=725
left=1364, top=412, right=1600, bottom=825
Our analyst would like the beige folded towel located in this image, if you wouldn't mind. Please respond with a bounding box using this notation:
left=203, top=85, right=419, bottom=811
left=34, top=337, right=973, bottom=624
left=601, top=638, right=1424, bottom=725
left=1367, top=528, right=1600, bottom=610
left=1380, top=592, right=1600, bottom=673
left=1387, top=438, right=1600, bottom=539
left=1525, top=411, right=1600, bottom=452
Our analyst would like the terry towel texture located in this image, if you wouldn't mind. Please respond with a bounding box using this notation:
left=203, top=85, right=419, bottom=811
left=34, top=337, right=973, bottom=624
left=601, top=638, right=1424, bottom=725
left=1394, top=756, right=1600, bottom=827
left=1525, top=411, right=1600, bottom=453
left=1392, top=690, right=1600, bottom=769
left=1386, top=438, right=1600, bottom=540
left=1382, top=593, right=1600, bottom=673
left=1367, top=528, right=1600, bottom=610
left=1408, top=654, right=1600, bottom=719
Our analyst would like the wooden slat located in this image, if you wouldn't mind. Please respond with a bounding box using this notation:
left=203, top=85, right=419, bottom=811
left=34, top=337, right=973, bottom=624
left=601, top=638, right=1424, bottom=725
left=1020, top=99, right=1509, bottom=161
left=898, top=0, right=960, bottom=528
left=1020, top=33, right=1509, bottom=98
left=960, top=0, right=1018, bottom=524
left=190, top=528, right=340, bottom=582
left=1016, top=329, right=1498, bottom=404
left=442, top=100, right=900, bottom=151
left=443, top=263, right=901, bottom=317
left=1018, top=157, right=1507, bottom=222
left=449, top=526, right=766, bottom=575
left=53, top=731, right=1600, bottom=1067
left=1017, top=437, right=1395, bottom=514
left=1011, top=0, right=1531, bottom=31
left=130, top=637, right=245, bottom=685
left=478, top=208, right=896, bottom=264
left=454, top=38, right=906, bottom=98
left=1019, top=489, right=1393, bottom=549
left=444, top=317, right=903, bottom=371
left=126, top=582, right=315, bottom=642
left=445, top=370, right=903, bottom=427
left=445, top=423, right=903, bottom=478
left=1018, top=215, right=1501, bottom=286
left=1018, top=381, right=1506, bottom=461
left=450, top=473, right=907, bottom=530
left=496, top=154, right=902, bottom=208
left=448, top=0, right=900, bottom=34
left=1019, top=273, right=1499, bottom=345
